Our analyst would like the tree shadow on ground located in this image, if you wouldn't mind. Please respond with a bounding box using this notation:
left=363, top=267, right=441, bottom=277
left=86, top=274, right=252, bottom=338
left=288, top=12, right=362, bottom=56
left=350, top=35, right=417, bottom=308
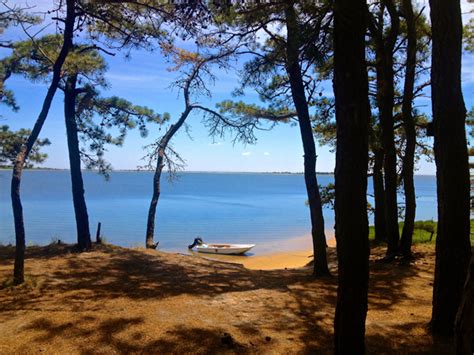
left=1, top=243, right=330, bottom=307
left=0, top=243, right=440, bottom=353
left=369, top=259, right=421, bottom=311
left=0, top=243, right=78, bottom=266
left=23, top=315, right=252, bottom=354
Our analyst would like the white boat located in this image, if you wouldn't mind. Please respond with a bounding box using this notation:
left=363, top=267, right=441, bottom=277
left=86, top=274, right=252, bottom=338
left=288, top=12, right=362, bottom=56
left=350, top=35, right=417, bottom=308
left=188, top=238, right=255, bottom=255
left=196, top=243, right=255, bottom=255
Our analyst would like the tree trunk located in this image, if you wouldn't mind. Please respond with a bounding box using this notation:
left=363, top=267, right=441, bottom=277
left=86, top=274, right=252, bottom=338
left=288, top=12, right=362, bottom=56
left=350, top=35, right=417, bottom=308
left=373, top=148, right=386, bottom=242
left=11, top=0, right=75, bottom=285
left=96, top=222, right=102, bottom=244
left=64, top=75, right=91, bottom=251
left=379, top=60, right=399, bottom=258
left=285, top=2, right=329, bottom=277
left=371, top=0, right=400, bottom=258
left=399, top=0, right=417, bottom=258
left=333, top=0, right=370, bottom=352
left=146, top=152, right=164, bottom=249
left=455, top=256, right=474, bottom=354
left=429, top=0, right=472, bottom=336
left=146, top=109, right=190, bottom=248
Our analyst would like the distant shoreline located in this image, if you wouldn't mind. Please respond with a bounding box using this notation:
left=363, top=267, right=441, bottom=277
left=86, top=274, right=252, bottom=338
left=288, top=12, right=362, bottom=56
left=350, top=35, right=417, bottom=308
left=0, top=168, right=436, bottom=177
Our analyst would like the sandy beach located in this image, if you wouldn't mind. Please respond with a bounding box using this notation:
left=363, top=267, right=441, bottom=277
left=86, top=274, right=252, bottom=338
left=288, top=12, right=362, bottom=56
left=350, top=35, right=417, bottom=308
left=193, top=235, right=336, bottom=270
left=0, top=241, right=447, bottom=353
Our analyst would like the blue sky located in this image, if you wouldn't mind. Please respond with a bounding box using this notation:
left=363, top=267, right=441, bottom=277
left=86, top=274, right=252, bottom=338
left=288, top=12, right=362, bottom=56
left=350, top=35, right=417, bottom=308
left=1, top=0, right=473, bottom=174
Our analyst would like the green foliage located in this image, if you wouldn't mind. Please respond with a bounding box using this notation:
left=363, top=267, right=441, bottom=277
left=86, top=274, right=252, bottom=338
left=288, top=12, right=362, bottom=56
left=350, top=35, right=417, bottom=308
left=199, top=99, right=295, bottom=145
left=79, top=1, right=171, bottom=49
left=2, top=35, right=107, bottom=84
left=319, top=183, right=335, bottom=209
left=464, top=18, right=474, bottom=53
left=0, top=3, right=40, bottom=46
left=369, top=220, right=474, bottom=244
left=212, top=1, right=334, bottom=139
left=75, top=87, right=167, bottom=176
left=0, top=76, right=17, bottom=111
left=217, top=100, right=295, bottom=122
left=363, top=3, right=433, bottom=177
left=312, top=2, right=433, bottom=172
left=413, top=220, right=436, bottom=236
left=0, top=3, right=39, bottom=110
left=467, top=107, right=474, bottom=140
left=0, top=125, right=50, bottom=167
left=1, top=34, right=106, bottom=115
left=2, top=34, right=167, bottom=177
left=315, top=183, right=375, bottom=216
left=466, top=108, right=473, bottom=202
left=312, top=99, right=336, bottom=151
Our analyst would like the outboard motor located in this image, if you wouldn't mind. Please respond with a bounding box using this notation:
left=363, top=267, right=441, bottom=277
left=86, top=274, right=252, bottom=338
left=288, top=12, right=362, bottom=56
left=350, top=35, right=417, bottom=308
left=188, top=237, right=203, bottom=249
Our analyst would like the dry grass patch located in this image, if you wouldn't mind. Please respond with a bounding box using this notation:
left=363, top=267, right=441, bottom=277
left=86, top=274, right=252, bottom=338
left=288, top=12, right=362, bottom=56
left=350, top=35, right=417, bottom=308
left=0, top=243, right=449, bottom=353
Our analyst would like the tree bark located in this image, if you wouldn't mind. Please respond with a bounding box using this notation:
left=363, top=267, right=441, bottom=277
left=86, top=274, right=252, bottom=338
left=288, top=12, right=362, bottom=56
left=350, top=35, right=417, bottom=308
left=64, top=74, right=91, bottom=251
left=146, top=154, right=164, bottom=249
left=333, top=0, right=370, bottom=352
left=429, top=0, right=472, bottom=336
left=373, top=148, right=386, bottom=242
left=370, top=0, right=400, bottom=258
left=455, top=256, right=474, bottom=354
left=399, top=0, right=417, bottom=258
left=285, top=1, right=329, bottom=276
left=11, top=0, right=75, bottom=285
left=146, top=109, right=190, bottom=248
left=96, top=222, right=102, bottom=244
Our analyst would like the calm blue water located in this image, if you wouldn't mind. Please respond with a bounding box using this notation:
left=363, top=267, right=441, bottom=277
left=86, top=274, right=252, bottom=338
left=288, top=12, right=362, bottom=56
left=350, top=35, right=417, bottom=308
left=0, top=170, right=437, bottom=252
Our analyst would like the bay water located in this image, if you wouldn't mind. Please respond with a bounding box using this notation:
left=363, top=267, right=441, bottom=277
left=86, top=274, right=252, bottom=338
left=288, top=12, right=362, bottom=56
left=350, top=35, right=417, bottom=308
left=0, top=170, right=437, bottom=254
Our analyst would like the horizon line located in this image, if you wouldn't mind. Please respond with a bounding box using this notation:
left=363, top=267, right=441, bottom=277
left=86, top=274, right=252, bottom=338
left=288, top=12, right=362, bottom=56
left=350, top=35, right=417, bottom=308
left=0, top=167, right=437, bottom=176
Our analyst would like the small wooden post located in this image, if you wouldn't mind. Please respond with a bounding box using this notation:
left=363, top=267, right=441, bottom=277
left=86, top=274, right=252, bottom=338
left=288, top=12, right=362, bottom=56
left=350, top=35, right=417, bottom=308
left=96, top=222, right=102, bottom=244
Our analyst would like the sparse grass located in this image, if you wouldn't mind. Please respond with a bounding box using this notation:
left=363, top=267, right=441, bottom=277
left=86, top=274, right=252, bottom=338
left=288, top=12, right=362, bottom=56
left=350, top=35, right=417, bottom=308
left=130, top=242, right=145, bottom=249
left=1, top=274, right=39, bottom=290
left=98, top=235, right=108, bottom=244
left=50, top=235, right=61, bottom=245
left=0, top=243, right=444, bottom=353
left=369, top=219, right=474, bottom=244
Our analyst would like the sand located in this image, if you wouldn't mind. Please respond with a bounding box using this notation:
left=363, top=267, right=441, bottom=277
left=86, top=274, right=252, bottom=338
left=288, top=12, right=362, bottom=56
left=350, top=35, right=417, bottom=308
left=0, top=242, right=452, bottom=354
left=188, top=234, right=336, bottom=271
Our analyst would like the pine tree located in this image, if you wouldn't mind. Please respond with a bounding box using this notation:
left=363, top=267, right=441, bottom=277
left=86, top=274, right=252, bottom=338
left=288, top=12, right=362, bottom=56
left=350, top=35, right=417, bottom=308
left=333, top=0, right=370, bottom=351
left=204, top=0, right=332, bottom=275
left=429, top=0, right=472, bottom=336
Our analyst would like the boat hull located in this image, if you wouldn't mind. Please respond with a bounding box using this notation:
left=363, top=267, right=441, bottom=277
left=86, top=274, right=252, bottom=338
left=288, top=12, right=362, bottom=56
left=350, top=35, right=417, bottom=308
left=196, top=244, right=255, bottom=255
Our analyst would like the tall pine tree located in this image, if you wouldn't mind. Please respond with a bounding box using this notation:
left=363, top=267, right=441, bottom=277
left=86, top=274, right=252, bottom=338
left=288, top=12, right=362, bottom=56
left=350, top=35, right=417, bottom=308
left=429, top=0, right=472, bottom=336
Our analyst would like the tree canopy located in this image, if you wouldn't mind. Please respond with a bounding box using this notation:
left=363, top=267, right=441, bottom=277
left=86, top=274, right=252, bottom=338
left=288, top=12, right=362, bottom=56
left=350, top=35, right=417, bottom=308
left=0, top=125, right=50, bottom=168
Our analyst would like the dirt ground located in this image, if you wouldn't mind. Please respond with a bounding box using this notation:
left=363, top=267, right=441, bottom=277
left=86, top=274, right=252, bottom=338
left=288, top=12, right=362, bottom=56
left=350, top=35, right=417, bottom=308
left=0, top=243, right=453, bottom=354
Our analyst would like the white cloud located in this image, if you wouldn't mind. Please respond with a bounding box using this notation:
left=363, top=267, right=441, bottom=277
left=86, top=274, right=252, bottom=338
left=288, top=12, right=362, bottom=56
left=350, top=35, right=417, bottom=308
left=242, top=152, right=252, bottom=156
left=263, top=152, right=270, bottom=156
